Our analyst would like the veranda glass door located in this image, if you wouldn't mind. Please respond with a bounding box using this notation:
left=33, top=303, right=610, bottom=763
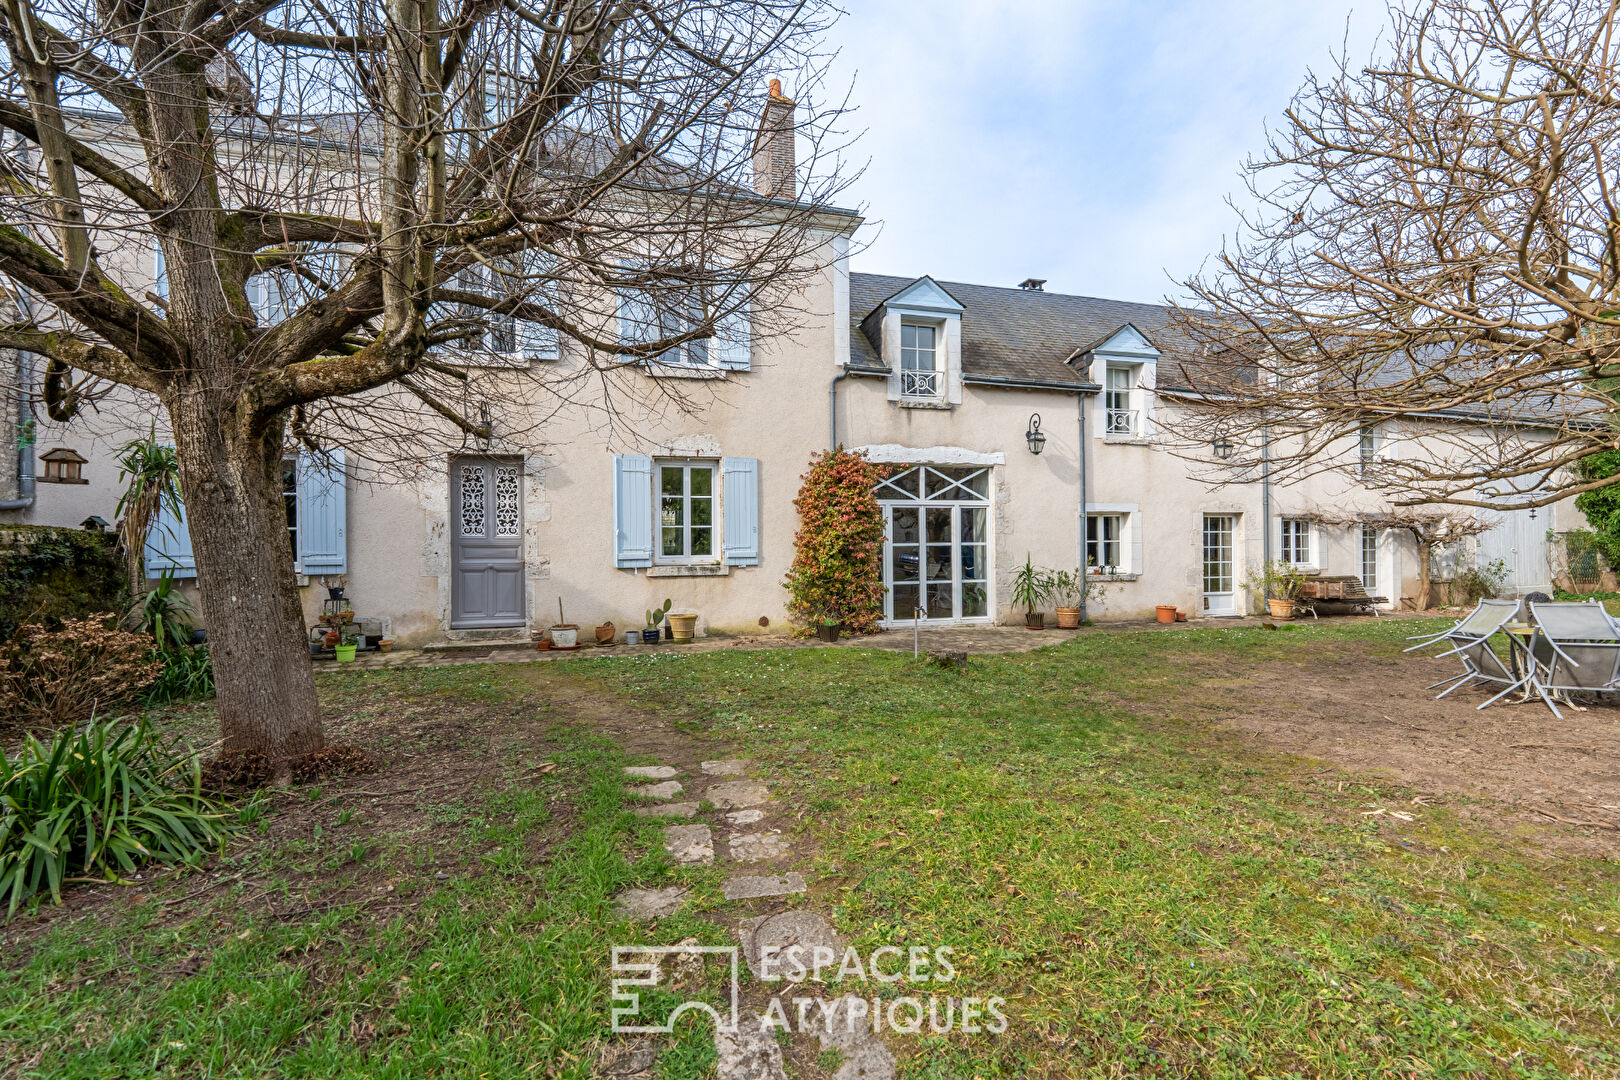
left=877, top=466, right=990, bottom=625
left=1202, top=514, right=1237, bottom=616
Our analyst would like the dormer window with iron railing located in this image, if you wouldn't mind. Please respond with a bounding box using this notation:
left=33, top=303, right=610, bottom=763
left=900, top=322, right=938, bottom=398
left=1105, top=365, right=1139, bottom=435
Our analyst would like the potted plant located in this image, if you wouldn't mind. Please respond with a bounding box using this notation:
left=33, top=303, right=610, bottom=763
left=643, top=599, right=671, bottom=645
left=1012, top=554, right=1054, bottom=629
left=1051, top=569, right=1085, bottom=629
left=595, top=620, right=617, bottom=645
left=667, top=610, right=698, bottom=644
left=817, top=617, right=841, bottom=642
left=334, top=630, right=358, bottom=663
left=1247, top=559, right=1308, bottom=619
left=326, top=576, right=348, bottom=602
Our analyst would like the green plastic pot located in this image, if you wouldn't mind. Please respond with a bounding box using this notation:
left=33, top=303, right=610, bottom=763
left=334, top=643, right=357, bottom=662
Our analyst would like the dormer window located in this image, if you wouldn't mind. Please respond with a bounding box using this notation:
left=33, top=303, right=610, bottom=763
left=1105, top=365, right=1140, bottom=435
left=900, top=322, right=938, bottom=398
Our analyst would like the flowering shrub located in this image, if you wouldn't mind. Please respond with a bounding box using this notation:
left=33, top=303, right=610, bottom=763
left=784, top=450, right=888, bottom=635
left=0, top=615, right=162, bottom=730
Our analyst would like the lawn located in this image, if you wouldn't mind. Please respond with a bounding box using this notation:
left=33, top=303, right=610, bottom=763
left=3, top=619, right=1619, bottom=1079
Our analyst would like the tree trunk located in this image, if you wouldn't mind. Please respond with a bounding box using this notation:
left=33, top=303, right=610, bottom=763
left=1416, top=537, right=1433, bottom=611
left=168, top=390, right=323, bottom=774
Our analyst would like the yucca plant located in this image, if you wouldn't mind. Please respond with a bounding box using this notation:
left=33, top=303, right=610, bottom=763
left=0, top=719, right=233, bottom=916
left=114, top=429, right=183, bottom=599
left=125, top=569, right=197, bottom=653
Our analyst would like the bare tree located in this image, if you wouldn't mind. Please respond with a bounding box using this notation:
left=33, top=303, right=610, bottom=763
left=1298, top=506, right=1495, bottom=609
left=0, top=0, right=856, bottom=772
left=1164, top=0, right=1620, bottom=510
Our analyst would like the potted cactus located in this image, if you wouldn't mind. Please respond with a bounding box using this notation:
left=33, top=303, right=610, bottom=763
left=643, top=598, right=671, bottom=645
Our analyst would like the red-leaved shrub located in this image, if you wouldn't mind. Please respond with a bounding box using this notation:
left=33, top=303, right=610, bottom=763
left=783, top=450, right=888, bottom=635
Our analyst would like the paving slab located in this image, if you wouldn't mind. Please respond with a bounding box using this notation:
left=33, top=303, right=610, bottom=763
left=705, top=780, right=770, bottom=808
left=814, top=994, right=897, bottom=1080
left=628, top=780, right=683, bottom=800
left=613, top=886, right=688, bottom=920
left=729, top=831, right=788, bottom=863
left=624, top=765, right=679, bottom=779
left=722, top=873, right=806, bottom=901
left=740, top=910, right=845, bottom=981
left=701, top=759, right=753, bottom=776
left=664, top=824, right=714, bottom=864
left=713, top=1020, right=786, bottom=1080
left=633, top=802, right=700, bottom=819
left=725, top=808, right=766, bottom=826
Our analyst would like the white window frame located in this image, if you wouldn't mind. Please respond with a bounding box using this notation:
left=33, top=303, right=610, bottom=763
left=899, top=320, right=941, bottom=399
left=281, top=456, right=300, bottom=567
left=1361, top=526, right=1380, bottom=592
left=1104, top=364, right=1142, bottom=437
left=654, top=460, right=720, bottom=564
left=1086, top=514, right=1124, bottom=574
left=1083, top=503, right=1142, bottom=577
left=1358, top=427, right=1378, bottom=478
left=1280, top=518, right=1313, bottom=569
left=437, top=259, right=561, bottom=367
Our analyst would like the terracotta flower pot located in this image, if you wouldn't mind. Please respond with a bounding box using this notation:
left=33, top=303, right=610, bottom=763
left=1267, top=597, right=1297, bottom=620
left=1155, top=605, right=1177, bottom=624
left=595, top=622, right=616, bottom=644
left=1055, top=607, right=1082, bottom=629
left=667, top=612, right=698, bottom=643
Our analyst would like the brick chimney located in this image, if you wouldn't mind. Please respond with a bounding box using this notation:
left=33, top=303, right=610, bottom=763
left=752, top=79, right=796, bottom=199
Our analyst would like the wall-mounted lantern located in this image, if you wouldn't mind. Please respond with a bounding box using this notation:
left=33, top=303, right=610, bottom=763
left=1025, top=413, right=1046, bottom=455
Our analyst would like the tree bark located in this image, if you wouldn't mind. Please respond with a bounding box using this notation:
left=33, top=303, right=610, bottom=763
left=1415, top=535, right=1433, bottom=611
left=168, top=388, right=322, bottom=773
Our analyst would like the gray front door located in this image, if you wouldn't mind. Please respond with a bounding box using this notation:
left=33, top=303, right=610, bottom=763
left=451, top=457, right=525, bottom=628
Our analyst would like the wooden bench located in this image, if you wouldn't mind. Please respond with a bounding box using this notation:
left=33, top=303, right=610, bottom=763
left=1297, top=575, right=1388, bottom=617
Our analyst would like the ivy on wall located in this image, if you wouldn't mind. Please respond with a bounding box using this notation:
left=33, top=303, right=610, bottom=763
left=784, top=450, right=888, bottom=635
left=0, top=526, right=126, bottom=641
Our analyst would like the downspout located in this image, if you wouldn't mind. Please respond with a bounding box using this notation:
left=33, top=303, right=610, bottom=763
left=1260, top=422, right=1271, bottom=568
left=1078, top=391, right=1088, bottom=624
left=828, top=368, right=849, bottom=450
left=0, top=303, right=37, bottom=512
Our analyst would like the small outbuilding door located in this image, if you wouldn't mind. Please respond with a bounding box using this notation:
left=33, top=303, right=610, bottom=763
left=451, top=457, right=525, bottom=628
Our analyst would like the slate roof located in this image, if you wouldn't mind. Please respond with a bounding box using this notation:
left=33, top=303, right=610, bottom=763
left=849, top=273, right=1215, bottom=389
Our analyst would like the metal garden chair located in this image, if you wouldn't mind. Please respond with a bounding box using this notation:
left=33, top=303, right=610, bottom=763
left=1403, top=598, right=1524, bottom=706
left=1522, top=600, right=1620, bottom=719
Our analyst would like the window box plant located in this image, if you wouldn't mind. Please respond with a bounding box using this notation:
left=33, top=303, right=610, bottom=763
left=1012, top=555, right=1055, bottom=629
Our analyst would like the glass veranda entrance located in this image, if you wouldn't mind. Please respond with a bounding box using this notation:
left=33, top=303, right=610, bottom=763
left=875, top=465, right=992, bottom=625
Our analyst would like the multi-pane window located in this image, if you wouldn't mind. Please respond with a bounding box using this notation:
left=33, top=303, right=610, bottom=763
left=1281, top=518, right=1311, bottom=565
left=1361, top=526, right=1379, bottom=592
left=658, top=462, right=715, bottom=560
left=900, top=323, right=938, bottom=397
left=1358, top=427, right=1376, bottom=477
left=1086, top=514, right=1123, bottom=572
left=280, top=458, right=299, bottom=558
left=1105, top=366, right=1137, bottom=434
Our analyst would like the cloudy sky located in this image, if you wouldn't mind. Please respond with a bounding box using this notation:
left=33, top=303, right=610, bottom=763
left=815, top=0, right=1382, bottom=303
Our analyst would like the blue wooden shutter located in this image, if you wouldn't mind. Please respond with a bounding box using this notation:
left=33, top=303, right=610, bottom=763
left=144, top=496, right=195, bottom=578
left=613, top=454, right=653, bottom=568
left=715, top=300, right=751, bottom=370
left=296, top=448, right=347, bottom=574
left=721, top=457, right=760, bottom=566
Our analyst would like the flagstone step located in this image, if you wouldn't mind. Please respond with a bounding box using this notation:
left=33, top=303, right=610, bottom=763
left=723, top=873, right=806, bottom=901
left=628, top=780, right=683, bottom=800
left=624, top=765, right=679, bottom=779
left=705, top=781, right=770, bottom=808
left=664, top=824, right=714, bottom=864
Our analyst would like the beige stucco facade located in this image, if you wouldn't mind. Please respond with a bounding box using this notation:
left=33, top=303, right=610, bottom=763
left=2, top=240, right=1588, bottom=645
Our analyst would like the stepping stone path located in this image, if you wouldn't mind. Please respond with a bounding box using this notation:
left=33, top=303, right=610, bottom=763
left=628, top=780, right=683, bottom=800
left=609, top=760, right=894, bottom=1080
left=704, top=781, right=771, bottom=809
left=663, top=824, right=713, bottom=864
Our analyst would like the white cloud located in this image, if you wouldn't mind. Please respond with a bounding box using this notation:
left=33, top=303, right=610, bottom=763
left=823, top=0, right=1381, bottom=302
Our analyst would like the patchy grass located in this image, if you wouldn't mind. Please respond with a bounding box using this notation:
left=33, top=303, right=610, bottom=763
left=0, top=667, right=724, bottom=1079
left=570, top=619, right=1620, bottom=1079
left=5, top=621, right=1620, bottom=1078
